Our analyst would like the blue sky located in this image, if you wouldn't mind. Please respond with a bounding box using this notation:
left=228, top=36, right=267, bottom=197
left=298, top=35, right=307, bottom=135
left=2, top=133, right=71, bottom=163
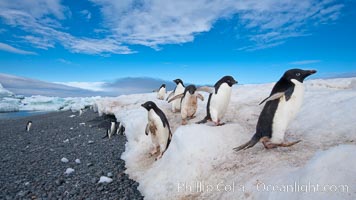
left=0, top=0, right=355, bottom=90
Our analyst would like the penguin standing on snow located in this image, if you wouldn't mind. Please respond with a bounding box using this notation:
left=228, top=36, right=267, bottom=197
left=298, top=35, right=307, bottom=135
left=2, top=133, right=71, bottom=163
left=197, top=76, right=238, bottom=126
left=141, top=101, right=172, bottom=160
left=26, top=121, right=32, bottom=132
left=168, top=85, right=204, bottom=125
left=156, top=84, right=166, bottom=100
left=166, top=79, right=185, bottom=113
left=234, top=69, right=317, bottom=151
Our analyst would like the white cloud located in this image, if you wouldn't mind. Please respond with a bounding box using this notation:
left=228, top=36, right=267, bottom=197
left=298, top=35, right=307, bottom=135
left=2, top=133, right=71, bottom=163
left=0, top=42, right=37, bottom=55
left=55, top=81, right=107, bottom=91
left=91, top=0, right=344, bottom=50
left=0, top=0, right=133, bottom=55
left=19, top=35, right=55, bottom=50
left=57, top=58, right=72, bottom=65
left=0, top=0, right=346, bottom=54
left=290, top=60, right=322, bottom=65
left=79, top=10, right=91, bottom=20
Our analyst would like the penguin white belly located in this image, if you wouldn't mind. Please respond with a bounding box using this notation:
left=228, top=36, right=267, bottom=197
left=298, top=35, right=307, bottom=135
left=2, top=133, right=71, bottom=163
left=181, top=93, right=197, bottom=119
left=148, top=110, right=169, bottom=150
left=157, top=87, right=166, bottom=100
left=209, top=84, right=232, bottom=122
left=271, top=80, right=304, bottom=143
left=172, top=84, right=185, bottom=111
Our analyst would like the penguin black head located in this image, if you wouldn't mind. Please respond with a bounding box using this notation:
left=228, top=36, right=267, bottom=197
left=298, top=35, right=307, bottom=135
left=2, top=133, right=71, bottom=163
left=185, top=85, right=197, bottom=95
left=173, top=79, right=183, bottom=85
left=282, top=69, right=317, bottom=83
left=217, top=76, right=238, bottom=87
left=161, top=84, right=166, bottom=88
left=141, top=101, right=158, bottom=111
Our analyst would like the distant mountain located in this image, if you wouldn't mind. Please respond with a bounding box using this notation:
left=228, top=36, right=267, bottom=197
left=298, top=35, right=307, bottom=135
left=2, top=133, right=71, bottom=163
left=103, top=77, right=176, bottom=95
left=0, top=73, right=102, bottom=97
left=0, top=73, right=182, bottom=97
left=323, top=72, right=356, bottom=79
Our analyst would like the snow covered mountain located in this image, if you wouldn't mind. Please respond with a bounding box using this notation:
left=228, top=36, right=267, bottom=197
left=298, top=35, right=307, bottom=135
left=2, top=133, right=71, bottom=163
left=95, top=77, right=356, bottom=200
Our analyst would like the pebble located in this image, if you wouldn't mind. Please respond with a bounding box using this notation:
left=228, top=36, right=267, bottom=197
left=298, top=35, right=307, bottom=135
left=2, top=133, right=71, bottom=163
left=64, top=168, right=75, bottom=175
left=61, top=157, right=69, bottom=163
left=75, top=159, right=81, bottom=164
left=97, top=186, right=104, bottom=191
left=98, top=176, right=113, bottom=183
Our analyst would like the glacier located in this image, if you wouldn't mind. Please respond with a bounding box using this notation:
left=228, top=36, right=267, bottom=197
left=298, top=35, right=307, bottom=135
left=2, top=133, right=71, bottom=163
left=95, top=77, right=356, bottom=200
left=0, top=83, right=99, bottom=113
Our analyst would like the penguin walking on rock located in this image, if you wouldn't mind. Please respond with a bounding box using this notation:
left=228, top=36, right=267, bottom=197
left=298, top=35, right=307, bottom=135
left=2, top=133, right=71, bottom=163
left=197, top=76, right=237, bottom=126
left=234, top=69, right=317, bottom=151
left=116, top=122, right=125, bottom=135
left=166, top=79, right=185, bottom=113
left=168, top=85, right=204, bottom=125
left=141, top=101, right=172, bottom=160
left=26, top=121, right=32, bottom=132
left=156, top=84, right=166, bottom=100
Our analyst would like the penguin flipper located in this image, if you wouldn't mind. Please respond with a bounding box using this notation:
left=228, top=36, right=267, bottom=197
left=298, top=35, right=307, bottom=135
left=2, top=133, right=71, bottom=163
left=259, top=92, right=285, bottom=105
left=197, top=86, right=214, bottom=94
left=145, top=124, right=149, bottom=136
left=168, top=93, right=184, bottom=103
left=260, top=87, right=295, bottom=105
left=166, top=92, right=174, bottom=101
left=197, top=93, right=204, bottom=101
left=233, top=134, right=259, bottom=152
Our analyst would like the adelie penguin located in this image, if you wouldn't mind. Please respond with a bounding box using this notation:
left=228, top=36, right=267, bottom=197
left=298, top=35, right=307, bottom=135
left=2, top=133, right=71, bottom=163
left=166, top=79, right=185, bottom=113
left=102, top=121, right=116, bottom=139
left=197, top=76, right=238, bottom=126
left=116, top=122, right=125, bottom=135
left=168, top=85, right=204, bottom=125
left=141, top=101, right=172, bottom=160
left=233, top=69, right=317, bottom=151
left=156, top=84, right=166, bottom=100
left=26, top=121, right=32, bottom=132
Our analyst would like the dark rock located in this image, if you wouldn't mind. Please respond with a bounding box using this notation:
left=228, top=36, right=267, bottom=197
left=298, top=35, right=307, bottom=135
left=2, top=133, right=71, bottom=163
left=0, top=110, right=143, bottom=200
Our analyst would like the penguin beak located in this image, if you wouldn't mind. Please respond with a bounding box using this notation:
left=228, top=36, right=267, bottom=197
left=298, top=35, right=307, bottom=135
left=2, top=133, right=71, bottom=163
left=233, top=80, right=238, bottom=85
left=305, top=70, right=317, bottom=77
left=308, top=70, right=317, bottom=74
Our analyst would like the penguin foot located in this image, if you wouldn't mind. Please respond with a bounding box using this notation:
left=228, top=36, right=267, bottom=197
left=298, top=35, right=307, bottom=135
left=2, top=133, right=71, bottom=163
left=215, top=122, right=225, bottom=126
left=150, top=146, right=160, bottom=155
left=188, top=115, right=196, bottom=120
left=155, top=153, right=163, bottom=161
left=181, top=119, right=188, bottom=125
left=278, top=140, right=302, bottom=147
left=262, top=137, right=302, bottom=149
left=261, top=137, right=278, bottom=149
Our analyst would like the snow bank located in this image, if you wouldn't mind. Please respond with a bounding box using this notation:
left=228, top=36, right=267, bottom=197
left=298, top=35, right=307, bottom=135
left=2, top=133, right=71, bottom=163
left=96, top=78, right=356, bottom=200
left=254, top=145, right=356, bottom=200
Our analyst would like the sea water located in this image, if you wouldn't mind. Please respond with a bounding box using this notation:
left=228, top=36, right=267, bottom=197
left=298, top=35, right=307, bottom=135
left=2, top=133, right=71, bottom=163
left=0, top=111, right=50, bottom=120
